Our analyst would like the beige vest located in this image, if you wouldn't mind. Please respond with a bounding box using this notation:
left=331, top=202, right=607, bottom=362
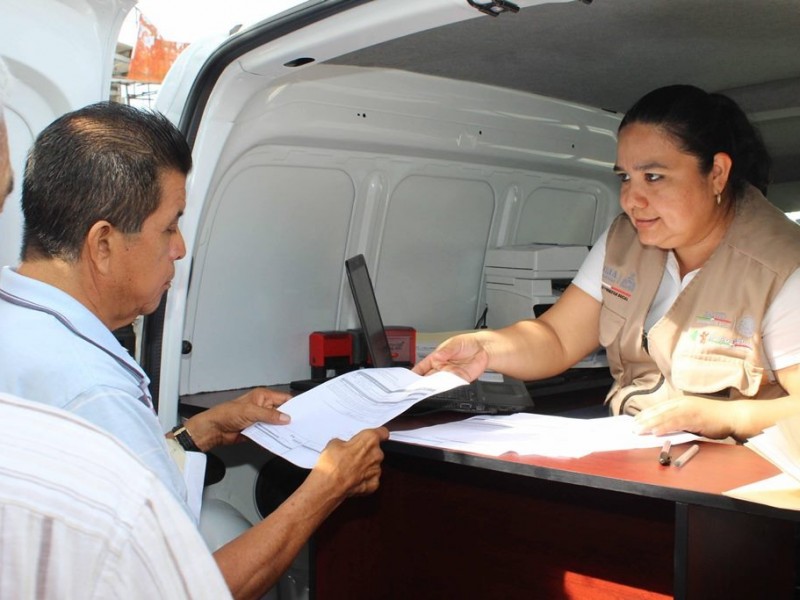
left=600, top=185, right=800, bottom=415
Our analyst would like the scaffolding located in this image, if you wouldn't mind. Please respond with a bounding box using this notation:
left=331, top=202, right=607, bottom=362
left=111, top=41, right=159, bottom=108
left=111, top=8, right=182, bottom=109
left=110, top=78, right=160, bottom=109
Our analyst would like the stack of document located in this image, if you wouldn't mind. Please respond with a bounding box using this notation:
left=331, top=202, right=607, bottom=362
left=724, top=414, right=800, bottom=510
left=391, top=413, right=698, bottom=459
left=745, top=413, right=800, bottom=480
left=243, top=367, right=468, bottom=468
left=242, top=366, right=697, bottom=467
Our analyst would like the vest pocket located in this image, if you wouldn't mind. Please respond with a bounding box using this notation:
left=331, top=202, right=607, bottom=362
left=598, top=305, right=626, bottom=367
left=671, top=353, right=762, bottom=396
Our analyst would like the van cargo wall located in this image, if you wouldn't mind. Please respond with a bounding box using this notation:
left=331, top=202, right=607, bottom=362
left=179, top=65, right=620, bottom=394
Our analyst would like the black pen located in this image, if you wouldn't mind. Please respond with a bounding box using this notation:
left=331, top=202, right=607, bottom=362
left=658, top=440, right=671, bottom=465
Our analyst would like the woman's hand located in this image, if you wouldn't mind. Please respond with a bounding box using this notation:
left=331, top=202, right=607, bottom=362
left=634, top=396, right=739, bottom=440
left=412, top=333, right=490, bottom=382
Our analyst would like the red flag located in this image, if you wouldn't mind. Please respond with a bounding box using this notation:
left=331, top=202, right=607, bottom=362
left=127, top=12, right=190, bottom=84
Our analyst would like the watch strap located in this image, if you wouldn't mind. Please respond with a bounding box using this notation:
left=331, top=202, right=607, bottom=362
left=171, top=425, right=201, bottom=452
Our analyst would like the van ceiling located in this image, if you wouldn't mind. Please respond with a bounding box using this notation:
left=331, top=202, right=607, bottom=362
left=329, top=0, right=800, bottom=186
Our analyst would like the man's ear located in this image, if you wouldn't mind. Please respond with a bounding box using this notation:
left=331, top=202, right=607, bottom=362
left=84, top=220, right=116, bottom=275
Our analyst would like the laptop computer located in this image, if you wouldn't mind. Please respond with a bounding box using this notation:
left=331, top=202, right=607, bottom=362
left=345, top=254, right=535, bottom=415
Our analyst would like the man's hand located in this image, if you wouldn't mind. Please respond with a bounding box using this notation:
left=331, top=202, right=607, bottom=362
left=212, top=426, right=390, bottom=598
left=309, top=427, right=390, bottom=498
left=182, top=388, right=291, bottom=451
left=412, top=333, right=489, bottom=382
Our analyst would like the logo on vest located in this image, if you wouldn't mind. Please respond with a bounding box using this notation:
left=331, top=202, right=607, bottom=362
left=694, top=311, right=732, bottom=328
left=601, top=267, right=635, bottom=301
left=690, top=311, right=754, bottom=351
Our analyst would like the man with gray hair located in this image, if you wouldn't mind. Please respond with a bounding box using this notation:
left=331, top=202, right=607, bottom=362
left=0, top=91, right=388, bottom=598
left=0, top=56, right=233, bottom=599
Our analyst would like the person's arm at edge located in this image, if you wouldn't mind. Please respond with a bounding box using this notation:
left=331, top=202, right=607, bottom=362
left=413, top=285, right=602, bottom=382
left=212, top=427, right=388, bottom=600
left=731, top=362, right=800, bottom=438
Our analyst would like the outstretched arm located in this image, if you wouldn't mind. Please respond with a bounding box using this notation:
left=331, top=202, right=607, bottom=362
left=413, top=285, right=602, bottom=382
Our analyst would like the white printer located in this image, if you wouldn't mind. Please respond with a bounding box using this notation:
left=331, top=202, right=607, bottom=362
left=484, top=244, right=607, bottom=368
left=484, top=244, right=588, bottom=329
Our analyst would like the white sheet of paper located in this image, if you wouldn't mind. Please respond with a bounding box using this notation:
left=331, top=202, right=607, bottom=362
left=723, top=473, right=800, bottom=511
left=184, top=451, right=207, bottom=522
left=242, top=367, right=467, bottom=468
left=390, top=413, right=699, bottom=459
left=745, top=421, right=800, bottom=485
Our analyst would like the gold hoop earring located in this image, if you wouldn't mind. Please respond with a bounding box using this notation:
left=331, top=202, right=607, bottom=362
left=715, top=193, right=722, bottom=206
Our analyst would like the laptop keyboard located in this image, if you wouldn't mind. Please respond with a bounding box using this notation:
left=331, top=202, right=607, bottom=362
left=426, top=384, right=491, bottom=411
left=432, top=384, right=477, bottom=402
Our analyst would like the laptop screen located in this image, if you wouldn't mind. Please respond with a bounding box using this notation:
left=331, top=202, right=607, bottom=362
left=345, top=254, right=394, bottom=368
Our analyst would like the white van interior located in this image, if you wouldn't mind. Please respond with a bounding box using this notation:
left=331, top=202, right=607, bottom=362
left=174, top=65, right=620, bottom=395
left=156, top=0, right=800, bottom=416
left=150, top=4, right=800, bottom=589
left=4, top=0, right=800, bottom=597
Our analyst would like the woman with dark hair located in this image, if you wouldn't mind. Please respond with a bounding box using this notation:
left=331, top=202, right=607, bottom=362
left=415, top=85, right=800, bottom=441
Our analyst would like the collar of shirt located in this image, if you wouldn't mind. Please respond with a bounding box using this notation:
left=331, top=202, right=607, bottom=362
left=0, top=266, right=152, bottom=408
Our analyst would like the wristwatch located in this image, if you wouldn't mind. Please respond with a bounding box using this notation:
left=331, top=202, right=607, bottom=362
left=171, top=424, right=201, bottom=452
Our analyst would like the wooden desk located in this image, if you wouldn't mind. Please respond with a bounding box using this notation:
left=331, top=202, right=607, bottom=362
left=313, top=429, right=798, bottom=599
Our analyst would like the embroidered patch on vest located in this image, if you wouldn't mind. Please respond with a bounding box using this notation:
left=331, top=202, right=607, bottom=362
left=689, top=311, right=755, bottom=351
left=601, top=267, right=635, bottom=301
left=693, top=311, right=732, bottom=328
left=688, top=328, right=754, bottom=351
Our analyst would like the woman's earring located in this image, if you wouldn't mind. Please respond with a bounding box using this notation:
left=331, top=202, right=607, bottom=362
left=716, top=193, right=722, bottom=206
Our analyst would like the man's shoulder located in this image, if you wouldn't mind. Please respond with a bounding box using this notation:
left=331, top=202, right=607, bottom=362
left=0, top=291, right=145, bottom=407
left=0, top=329, right=144, bottom=410
left=0, top=391, right=147, bottom=468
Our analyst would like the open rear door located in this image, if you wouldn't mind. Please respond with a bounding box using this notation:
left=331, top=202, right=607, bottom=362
left=0, top=0, right=135, bottom=265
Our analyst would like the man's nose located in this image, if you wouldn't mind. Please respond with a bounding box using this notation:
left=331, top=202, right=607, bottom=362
left=173, top=228, right=186, bottom=260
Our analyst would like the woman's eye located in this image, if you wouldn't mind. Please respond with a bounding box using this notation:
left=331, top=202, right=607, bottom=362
left=645, top=173, right=663, bottom=182
left=615, top=172, right=630, bottom=183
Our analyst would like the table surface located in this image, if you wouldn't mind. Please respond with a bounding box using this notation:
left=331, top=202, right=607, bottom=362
left=385, top=412, right=796, bottom=521
left=181, top=387, right=795, bottom=520
left=315, top=418, right=799, bottom=600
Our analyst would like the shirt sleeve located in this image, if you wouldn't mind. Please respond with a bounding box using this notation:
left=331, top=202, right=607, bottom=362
left=67, top=385, right=192, bottom=517
left=571, top=227, right=608, bottom=302
left=762, top=267, right=800, bottom=370
left=96, top=474, right=232, bottom=600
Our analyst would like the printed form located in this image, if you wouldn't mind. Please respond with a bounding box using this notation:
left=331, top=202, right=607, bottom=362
left=243, top=367, right=467, bottom=468
left=244, top=367, right=700, bottom=468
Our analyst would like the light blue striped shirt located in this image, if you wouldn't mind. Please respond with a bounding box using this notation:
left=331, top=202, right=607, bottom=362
left=0, top=266, right=190, bottom=515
